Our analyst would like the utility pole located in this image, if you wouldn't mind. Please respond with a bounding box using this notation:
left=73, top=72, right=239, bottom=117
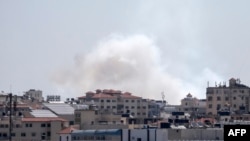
left=9, top=93, right=12, bottom=141
left=6, top=93, right=17, bottom=141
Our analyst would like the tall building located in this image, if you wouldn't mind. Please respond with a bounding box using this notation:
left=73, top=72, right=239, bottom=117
left=78, top=89, right=151, bottom=118
left=206, top=78, right=250, bottom=115
left=24, top=89, right=43, bottom=102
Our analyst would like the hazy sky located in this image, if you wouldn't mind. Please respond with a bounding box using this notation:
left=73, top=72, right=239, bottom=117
left=1, top=0, right=250, bottom=104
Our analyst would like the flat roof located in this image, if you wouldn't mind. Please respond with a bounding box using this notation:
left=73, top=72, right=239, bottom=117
left=72, top=129, right=121, bottom=136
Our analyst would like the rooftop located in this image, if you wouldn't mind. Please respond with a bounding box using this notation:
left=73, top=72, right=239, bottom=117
left=22, top=117, right=67, bottom=122
left=43, top=103, right=75, bottom=115
left=30, top=109, right=58, bottom=117
left=58, top=126, right=77, bottom=134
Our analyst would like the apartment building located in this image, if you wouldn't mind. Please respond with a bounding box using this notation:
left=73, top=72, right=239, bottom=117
left=24, top=89, right=43, bottom=102
left=180, top=93, right=206, bottom=117
left=78, top=89, right=150, bottom=118
left=74, top=105, right=128, bottom=130
left=0, top=116, right=68, bottom=141
left=206, top=78, right=250, bottom=115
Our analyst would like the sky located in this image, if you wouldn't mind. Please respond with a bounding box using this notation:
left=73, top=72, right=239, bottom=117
left=1, top=0, right=250, bottom=104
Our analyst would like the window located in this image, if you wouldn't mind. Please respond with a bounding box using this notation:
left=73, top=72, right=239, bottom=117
left=208, top=96, right=213, bottom=101
left=41, top=136, right=45, bottom=140
left=131, top=100, right=134, bottom=103
left=106, top=100, right=110, bottom=102
left=233, top=97, right=236, bottom=100
left=131, top=106, right=135, bottom=109
left=125, top=100, right=129, bottom=102
left=41, top=123, right=46, bottom=127
left=41, top=133, right=46, bottom=140
left=31, top=132, right=36, bottom=137
left=112, top=100, right=116, bottom=102
left=225, top=97, right=229, bottom=101
left=112, top=106, right=116, bottom=109
left=47, top=132, right=51, bottom=137
left=2, top=133, right=7, bottom=137
left=101, top=100, right=104, bottom=102
left=217, top=96, right=221, bottom=101
left=75, top=113, right=80, bottom=118
left=208, top=104, right=212, bottom=108
left=25, top=123, right=32, bottom=127
left=69, top=121, right=74, bottom=125
left=21, top=133, right=26, bottom=137
left=11, top=133, right=15, bottom=137
left=217, top=104, right=221, bottom=110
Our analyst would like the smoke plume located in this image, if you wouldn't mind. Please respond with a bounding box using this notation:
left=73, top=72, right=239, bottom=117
left=51, top=34, right=223, bottom=104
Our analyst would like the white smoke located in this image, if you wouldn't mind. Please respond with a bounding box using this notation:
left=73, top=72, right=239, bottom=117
left=50, top=34, right=223, bottom=104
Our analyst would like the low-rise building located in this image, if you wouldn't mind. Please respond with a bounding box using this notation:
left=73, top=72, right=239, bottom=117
left=0, top=117, right=68, bottom=141
left=180, top=93, right=206, bottom=118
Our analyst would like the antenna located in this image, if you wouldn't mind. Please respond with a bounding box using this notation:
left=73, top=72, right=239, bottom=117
left=207, top=81, right=209, bottom=87
left=10, top=84, right=12, bottom=93
left=161, top=91, right=167, bottom=105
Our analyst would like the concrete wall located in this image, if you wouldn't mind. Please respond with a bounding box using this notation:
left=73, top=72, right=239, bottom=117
left=122, top=129, right=168, bottom=141
left=51, top=121, right=62, bottom=141
left=123, top=128, right=223, bottom=141
left=180, top=129, right=223, bottom=140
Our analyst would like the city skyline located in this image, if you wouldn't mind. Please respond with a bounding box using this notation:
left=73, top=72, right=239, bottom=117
left=1, top=0, right=250, bottom=104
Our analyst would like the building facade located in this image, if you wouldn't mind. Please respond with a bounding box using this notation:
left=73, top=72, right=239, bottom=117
left=24, top=89, right=43, bottom=102
left=0, top=117, right=68, bottom=141
left=180, top=93, right=206, bottom=118
left=206, top=78, right=250, bottom=115
left=78, top=89, right=151, bottom=118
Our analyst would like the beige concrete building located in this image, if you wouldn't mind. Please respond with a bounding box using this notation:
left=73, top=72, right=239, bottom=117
left=180, top=93, right=206, bottom=117
left=74, top=105, right=128, bottom=130
left=78, top=89, right=149, bottom=118
left=206, top=78, right=250, bottom=115
left=0, top=117, right=68, bottom=141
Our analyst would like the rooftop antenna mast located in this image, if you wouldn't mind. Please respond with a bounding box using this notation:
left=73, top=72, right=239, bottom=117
left=10, top=84, right=12, bottom=93
left=161, top=91, right=167, bottom=105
